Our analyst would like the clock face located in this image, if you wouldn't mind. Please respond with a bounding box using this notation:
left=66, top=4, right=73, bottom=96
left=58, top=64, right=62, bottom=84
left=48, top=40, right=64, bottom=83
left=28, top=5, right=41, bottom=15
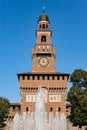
left=38, top=57, right=49, bottom=67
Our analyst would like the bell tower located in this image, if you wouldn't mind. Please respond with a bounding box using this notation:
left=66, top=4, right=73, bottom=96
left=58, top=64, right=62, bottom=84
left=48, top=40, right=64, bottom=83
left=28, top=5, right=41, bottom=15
left=17, top=11, right=69, bottom=114
left=32, top=12, right=56, bottom=72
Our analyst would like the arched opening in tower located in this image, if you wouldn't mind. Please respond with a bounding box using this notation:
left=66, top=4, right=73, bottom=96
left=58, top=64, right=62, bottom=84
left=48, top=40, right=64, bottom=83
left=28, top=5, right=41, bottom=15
left=41, top=35, right=46, bottom=42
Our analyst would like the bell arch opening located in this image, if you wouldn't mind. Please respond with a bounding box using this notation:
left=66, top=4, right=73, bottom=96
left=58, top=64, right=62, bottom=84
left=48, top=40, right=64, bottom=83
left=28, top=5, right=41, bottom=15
left=41, top=35, right=46, bottom=42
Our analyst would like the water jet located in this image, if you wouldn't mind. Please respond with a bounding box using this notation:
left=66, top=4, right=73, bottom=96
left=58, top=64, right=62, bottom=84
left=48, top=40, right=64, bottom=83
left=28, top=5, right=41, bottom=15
left=12, top=87, right=67, bottom=130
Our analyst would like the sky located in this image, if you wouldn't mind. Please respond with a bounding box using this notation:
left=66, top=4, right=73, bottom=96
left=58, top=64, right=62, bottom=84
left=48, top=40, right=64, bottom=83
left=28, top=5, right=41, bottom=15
left=0, top=0, right=87, bottom=103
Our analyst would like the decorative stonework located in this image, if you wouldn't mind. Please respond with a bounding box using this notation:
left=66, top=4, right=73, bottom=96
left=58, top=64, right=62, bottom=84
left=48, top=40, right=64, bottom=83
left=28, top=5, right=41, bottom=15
left=49, top=95, right=61, bottom=102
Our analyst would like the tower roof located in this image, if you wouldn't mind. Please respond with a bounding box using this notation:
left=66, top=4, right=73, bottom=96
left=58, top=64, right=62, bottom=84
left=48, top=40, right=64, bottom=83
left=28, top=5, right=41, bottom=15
left=38, top=13, right=50, bottom=22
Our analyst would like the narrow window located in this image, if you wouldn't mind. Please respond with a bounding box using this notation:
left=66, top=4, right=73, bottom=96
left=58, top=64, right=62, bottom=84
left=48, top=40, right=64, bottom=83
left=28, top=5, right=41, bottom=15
left=58, top=107, right=61, bottom=112
left=50, top=107, right=53, bottom=112
left=42, top=24, right=45, bottom=29
left=46, top=24, right=48, bottom=28
left=39, top=24, right=41, bottom=29
left=26, top=107, right=28, bottom=112
left=41, top=36, right=46, bottom=42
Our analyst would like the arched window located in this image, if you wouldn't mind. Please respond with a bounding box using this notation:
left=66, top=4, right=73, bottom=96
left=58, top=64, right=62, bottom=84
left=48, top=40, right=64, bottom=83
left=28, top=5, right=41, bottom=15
left=50, top=107, right=53, bottom=112
left=26, top=107, right=28, bottom=112
left=46, top=24, right=48, bottom=28
left=39, top=24, right=41, bottom=29
left=58, top=107, right=61, bottom=112
left=42, top=24, right=45, bottom=29
left=41, top=35, right=46, bottom=42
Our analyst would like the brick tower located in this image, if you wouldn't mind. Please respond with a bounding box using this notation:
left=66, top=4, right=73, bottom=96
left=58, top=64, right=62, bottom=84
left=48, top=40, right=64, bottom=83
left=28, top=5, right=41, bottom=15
left=17, top=12, right=69, bottom=114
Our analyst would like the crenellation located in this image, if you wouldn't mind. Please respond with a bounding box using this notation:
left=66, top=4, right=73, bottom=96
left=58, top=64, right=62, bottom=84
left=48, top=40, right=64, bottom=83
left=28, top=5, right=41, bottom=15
left=30, top=75, right=32, bottom=80
left=20, top=75, right=23, bottom=81
left=25, top=75, right=28, bottom=80
left=59, top=76, right=62, bottom=80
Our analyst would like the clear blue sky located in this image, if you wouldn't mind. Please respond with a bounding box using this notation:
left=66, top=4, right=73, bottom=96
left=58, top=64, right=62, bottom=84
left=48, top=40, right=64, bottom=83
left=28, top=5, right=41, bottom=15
left=0, top=0, right=87, bottom=103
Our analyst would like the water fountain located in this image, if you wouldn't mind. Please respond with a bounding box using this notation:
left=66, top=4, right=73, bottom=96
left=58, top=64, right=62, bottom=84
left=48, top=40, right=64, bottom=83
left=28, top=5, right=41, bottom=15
left=12, top=87, right=67, bottom=130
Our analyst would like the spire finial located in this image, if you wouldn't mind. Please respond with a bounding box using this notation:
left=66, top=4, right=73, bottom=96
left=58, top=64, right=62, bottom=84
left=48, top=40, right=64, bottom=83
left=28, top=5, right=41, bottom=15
left=42, top=6, right=45, bottom=13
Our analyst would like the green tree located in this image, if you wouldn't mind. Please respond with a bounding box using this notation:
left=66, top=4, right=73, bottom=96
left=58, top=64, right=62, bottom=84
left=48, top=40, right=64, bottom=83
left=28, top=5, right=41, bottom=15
left=67, top=69, right=87, bottom=128
left=70, top=69, right=87, bottom=89
left=0, top=97, right=10, bottom=128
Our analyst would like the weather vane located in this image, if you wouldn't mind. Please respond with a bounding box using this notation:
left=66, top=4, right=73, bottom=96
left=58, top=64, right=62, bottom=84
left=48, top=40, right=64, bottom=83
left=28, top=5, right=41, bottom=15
left=42, top=6, right=45, bottom=13
left=42, top=0, right=45, bottom=13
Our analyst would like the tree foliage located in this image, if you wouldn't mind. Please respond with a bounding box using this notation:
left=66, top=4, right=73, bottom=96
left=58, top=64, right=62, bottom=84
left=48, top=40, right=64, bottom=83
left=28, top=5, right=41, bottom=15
left=67, top=69, right=87, bottom=128
left=70, top=69, right=87, bottom=89
left=0, top=97, right=10, bottom=128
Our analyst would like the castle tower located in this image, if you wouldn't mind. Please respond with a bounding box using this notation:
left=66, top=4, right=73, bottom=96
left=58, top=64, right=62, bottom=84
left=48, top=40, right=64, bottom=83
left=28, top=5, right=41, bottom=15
left=32, top=13, right=56, bottom=72
left=17, top=11, right=69, bottom=114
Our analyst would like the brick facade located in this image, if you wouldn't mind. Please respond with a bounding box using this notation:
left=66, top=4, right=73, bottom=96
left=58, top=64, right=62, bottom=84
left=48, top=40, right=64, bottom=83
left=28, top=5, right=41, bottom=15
left=17, top=73, right=69, bottom=114
left=17, top=13, right=69, bottom=115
